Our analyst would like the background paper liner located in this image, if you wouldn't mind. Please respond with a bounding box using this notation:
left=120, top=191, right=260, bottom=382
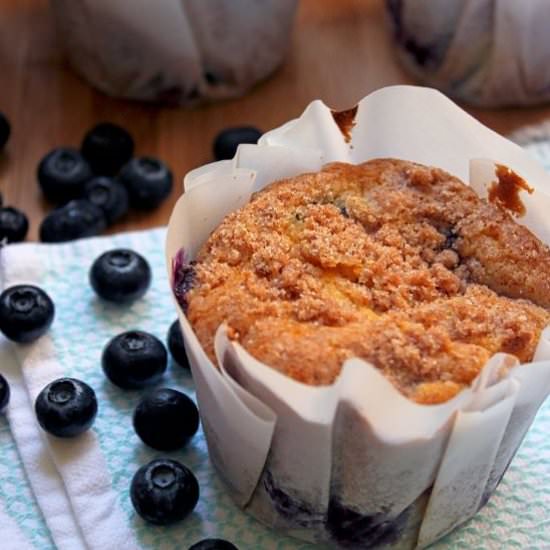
left=385, top=0, right=550, bottom=107
left=49, top=0, right=297, bottom=104
left=165, top=86, right=550, bottom=549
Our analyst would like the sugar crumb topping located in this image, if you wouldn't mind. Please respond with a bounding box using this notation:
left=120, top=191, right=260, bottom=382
left=185, top=159, right=550, bottom=404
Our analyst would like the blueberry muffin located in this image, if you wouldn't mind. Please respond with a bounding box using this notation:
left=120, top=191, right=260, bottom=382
left=177, top=159, right=550, bottom=404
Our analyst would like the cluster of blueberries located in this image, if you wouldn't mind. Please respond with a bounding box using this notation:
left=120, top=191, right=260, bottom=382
left=0, top=110, right=266, bottom=550
left=0, top=116, right=173, bottom=243
left=0, top=109, right=261, bottom=246
left=0, top=249, right=236, bottom=550
left=0, top=113, right=270, bottom=550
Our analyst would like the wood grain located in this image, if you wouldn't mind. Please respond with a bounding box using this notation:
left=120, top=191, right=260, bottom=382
left=1, top=0, right=550, bottom=241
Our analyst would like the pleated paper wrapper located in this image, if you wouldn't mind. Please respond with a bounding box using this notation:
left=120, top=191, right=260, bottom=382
left=165, top=86, right=550, bottom=549
left=386, top=0, right=550, bottom=107
left=50, top=0, right=297, bottom=104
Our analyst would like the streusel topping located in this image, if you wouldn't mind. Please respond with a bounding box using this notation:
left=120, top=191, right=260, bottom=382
left=183, top=159, right=550, bottom=404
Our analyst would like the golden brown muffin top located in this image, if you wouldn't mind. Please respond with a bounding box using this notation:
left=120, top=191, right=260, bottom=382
left=182, top=159, right=550, bottom=404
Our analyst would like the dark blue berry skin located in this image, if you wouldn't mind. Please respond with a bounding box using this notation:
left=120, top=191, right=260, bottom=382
left=0, top=112, right=10, bottom=150
left=119, top=157, right=173, bottom=210
left=35, top=378, right=97, bottom=437
left=84, top=177, right=129, bottom=224
left=171, top=250, right=196, bottom=314
left=131, top=458, right=199, bottom=526
left=189, top=539, right=238, bottom=550
left=263, top=470, right=320, bottom=528
left=0, top=285, right=54, bottom=343
left=326, top=497, right=409, bottom=547
left=102, top=331, right=167, bottom=389
left=37, top=148, right=93, bottom=203
left=0, top=374, right=10, bottom=413
left=39, top=199, right=107, bottom=243
left=133, top=388, right=199, bottom=451
left=90, top=249, right=151, bottom=304
left=0, top=207, right=29, bottom=243
left=167, top=320, right=189, bottom=369
left=213, top=126, right=262, bottom=161
left=81, top=122, right=134, bottom=176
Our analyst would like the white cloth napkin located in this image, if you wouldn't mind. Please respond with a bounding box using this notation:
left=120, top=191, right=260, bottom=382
left=0, top=499, right=34, bottom=550
left=1, top=336, right=82, bottom=549
left=0, top=238, right=140, bottom=550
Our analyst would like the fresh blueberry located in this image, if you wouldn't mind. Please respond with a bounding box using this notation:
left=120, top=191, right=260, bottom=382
left=131, top=458, right=199, bottom=525
left=35, top=378, right=97, bottom=437
left=119, top=157, right=173, bottom=210
left=0, top=206, right=29, bottom=243
left=102, top=330, right=167, bottom=389
left=39, top=199, right=107, bottom=242
left=90, top=249, right=151, bottom=303
left=189, top=540, right=238, bottom=550
left=37, top=148, right=93, bottom=203
left=167, top=320, right=190, bottom=369
left=81, top=122, right=134, bottom=176
left=84, top=176, right=129, bottom=224
left=133, top=388, right=199, bottom=451
left=213, top=126, right=262, bottom=161
left=0, top=284, right=55, bottom=343
left=0, top=374, right=10, bottom=413
left=0, top=112, right=10, bottom=150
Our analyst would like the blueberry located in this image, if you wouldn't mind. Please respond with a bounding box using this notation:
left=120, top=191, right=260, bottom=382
left=119, top=157, right=173, bottom=210
left=326, top=497, right=409, bottom=547
left=0, top=374, right=10, bottom=413
left=172, top=254, right=196, bottom=314
left=264, top=470, right=318, bottom=526
left=35, top=378, right=97, bottom=437
left=0, top=112, right=10, bottom=150
left=39, top=199, right=107, bottom=242
left=84, top=176, right=129, bottom=224
left=90, top=249, right=151, bottom=303
left=81, top=122, right=134, bottom=176
left=189, top=540, right=238, bottom=550
left=133, top=388, right=199, bottom=451
left=167, top=320, right=189, bottom=369
left=0, top=206, right=29, bottom=243
left=213, top=126, right=262, bottom=161
left=0, top=285, right=55, bottom=343
left=102, top=330, right=167, bottom=389
left=203, top=69, right=223, bottom=86
left=131, top=458, right=199, bottom=525
left=37, top=148, right=93, bottom=203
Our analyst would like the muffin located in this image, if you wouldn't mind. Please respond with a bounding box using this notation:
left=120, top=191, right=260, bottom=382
left=168, top=88, right=550, bottom=549
left=178, top=159, right=550, bottom=404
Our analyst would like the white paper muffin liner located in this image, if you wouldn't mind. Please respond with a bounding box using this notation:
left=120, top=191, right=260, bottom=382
left=385, top=0, right=550, bottom=107
left=49, top=0, right=297, bottom=104
left=165, top=86, right=550, bottom=548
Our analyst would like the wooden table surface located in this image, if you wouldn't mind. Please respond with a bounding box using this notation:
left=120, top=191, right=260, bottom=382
left=2, top=0, right=550, bottom=241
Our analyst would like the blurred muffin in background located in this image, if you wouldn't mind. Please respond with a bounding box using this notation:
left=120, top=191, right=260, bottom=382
left=50, top=0, right=298, bottom=105
left=386, top=0, right=550, bottom=107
